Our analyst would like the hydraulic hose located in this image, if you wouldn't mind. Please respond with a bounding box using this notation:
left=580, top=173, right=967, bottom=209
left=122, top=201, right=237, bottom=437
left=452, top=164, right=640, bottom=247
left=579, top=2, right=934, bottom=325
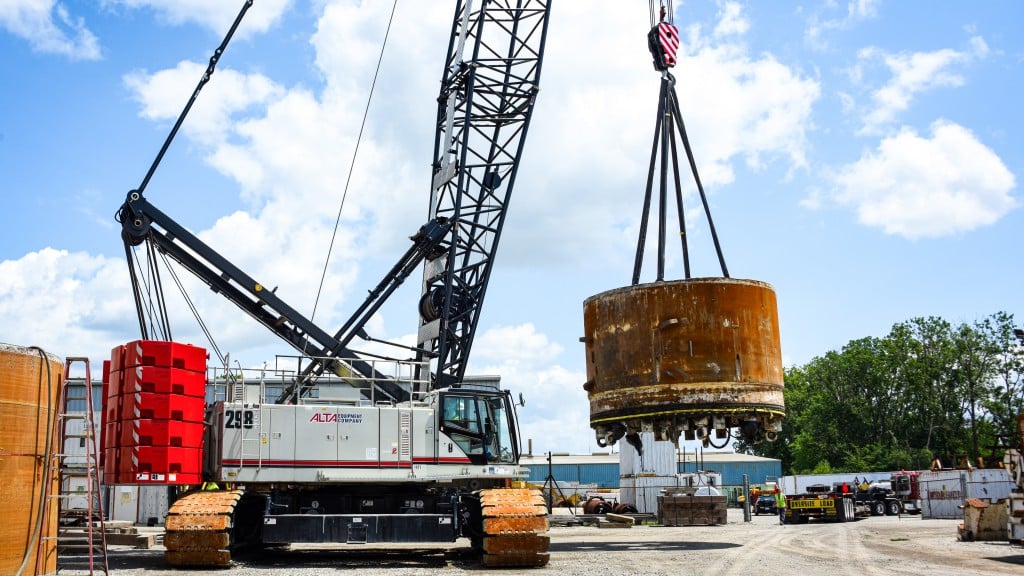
left=17, top=347, right=56, bottom=576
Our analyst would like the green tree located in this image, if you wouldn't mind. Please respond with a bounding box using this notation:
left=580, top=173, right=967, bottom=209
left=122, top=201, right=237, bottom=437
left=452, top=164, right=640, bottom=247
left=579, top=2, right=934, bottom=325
left=983, top=312, right=1024, bottom=452
left=738, top=312, right=1022, bottom=474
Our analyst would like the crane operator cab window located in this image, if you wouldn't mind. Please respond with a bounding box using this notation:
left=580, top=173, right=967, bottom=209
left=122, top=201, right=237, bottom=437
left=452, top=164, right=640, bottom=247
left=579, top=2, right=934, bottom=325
left=440, top=393, right=517, bottom=465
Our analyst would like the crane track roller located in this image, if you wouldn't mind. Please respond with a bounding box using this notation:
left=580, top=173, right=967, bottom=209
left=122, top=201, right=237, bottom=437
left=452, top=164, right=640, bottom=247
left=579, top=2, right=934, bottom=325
left=476, top=488, right=550, bottom=567
left=164, top=489, right=244, bottom=567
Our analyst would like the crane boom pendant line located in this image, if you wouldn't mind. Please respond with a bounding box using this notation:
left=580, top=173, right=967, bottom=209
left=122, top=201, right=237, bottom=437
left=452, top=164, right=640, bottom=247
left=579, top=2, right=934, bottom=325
left=117, top=0, right=253, bottom=343
left=134, top=0, right=253, bottom=198
left=307, top=0, right=401, bottom=352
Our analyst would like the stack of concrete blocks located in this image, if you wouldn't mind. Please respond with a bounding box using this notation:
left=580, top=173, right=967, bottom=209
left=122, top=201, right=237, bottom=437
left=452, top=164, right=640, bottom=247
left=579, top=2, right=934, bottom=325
left=657, top=491, right=728, bottom=526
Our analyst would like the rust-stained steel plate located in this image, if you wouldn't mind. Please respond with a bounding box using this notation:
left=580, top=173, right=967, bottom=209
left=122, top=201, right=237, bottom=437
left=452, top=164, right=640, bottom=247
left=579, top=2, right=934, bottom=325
left=582, top=278, right=785, bottom=446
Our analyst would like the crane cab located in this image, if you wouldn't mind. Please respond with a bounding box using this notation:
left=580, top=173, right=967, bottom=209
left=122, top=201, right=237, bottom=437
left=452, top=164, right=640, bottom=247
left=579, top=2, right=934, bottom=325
left=436, top=388, right=520, bottom=466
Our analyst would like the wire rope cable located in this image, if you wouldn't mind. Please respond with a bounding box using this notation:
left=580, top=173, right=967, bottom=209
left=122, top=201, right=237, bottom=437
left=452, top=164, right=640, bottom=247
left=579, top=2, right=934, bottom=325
left=306, top=0, right=400, bottom=347
left=158, top=252, right=229, bottom=369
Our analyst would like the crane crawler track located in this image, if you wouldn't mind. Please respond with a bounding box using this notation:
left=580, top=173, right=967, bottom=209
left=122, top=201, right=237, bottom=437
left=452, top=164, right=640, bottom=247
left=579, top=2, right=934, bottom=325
left=477, top=488, right=550, bottom=567
left=164, top=489, right=244, bottom=568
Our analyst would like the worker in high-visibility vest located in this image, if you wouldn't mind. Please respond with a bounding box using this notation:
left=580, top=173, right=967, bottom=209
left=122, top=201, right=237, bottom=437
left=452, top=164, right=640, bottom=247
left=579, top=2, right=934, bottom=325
left=774, top=487, right=787, bottom=524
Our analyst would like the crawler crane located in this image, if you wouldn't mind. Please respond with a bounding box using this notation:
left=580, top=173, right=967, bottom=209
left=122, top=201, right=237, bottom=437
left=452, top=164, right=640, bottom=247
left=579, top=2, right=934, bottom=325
left=114, top=0, right=551, bottom=567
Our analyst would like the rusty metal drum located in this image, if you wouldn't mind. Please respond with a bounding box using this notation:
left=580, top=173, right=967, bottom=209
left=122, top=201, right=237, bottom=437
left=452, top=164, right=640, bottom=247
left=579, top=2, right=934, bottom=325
left=582, top=278, right=784, bottom=447
left=0, top=343, right=62, bottom=575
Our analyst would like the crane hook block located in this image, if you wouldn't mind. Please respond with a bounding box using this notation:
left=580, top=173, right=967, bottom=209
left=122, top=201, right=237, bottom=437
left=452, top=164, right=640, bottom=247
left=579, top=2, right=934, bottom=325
left=648, top=22, right=679, bottom=71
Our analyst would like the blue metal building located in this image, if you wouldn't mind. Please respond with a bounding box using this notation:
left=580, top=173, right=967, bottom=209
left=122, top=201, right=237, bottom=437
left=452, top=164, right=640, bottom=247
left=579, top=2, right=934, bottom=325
left=520, top=451, right=781, bottom=490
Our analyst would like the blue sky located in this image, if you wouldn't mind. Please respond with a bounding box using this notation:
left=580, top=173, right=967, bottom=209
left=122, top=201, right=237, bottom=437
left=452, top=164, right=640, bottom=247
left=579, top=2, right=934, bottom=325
left=1, top=1, right=1021, bottom=455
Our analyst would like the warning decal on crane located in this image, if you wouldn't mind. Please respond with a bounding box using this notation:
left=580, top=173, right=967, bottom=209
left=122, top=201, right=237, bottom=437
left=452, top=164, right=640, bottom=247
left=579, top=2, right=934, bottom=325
left=649, top=22, right=680, bottom=70
left=658, top=22, right=679, bottom=66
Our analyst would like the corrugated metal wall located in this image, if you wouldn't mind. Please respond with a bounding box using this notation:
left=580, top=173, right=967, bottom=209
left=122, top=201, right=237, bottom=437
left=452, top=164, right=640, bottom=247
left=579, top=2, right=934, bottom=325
left=524, top=459, right=781, bottom=489
left=920, top=468, right=1015, bottom=519
left=705, top=461, right=780, bottom=486
left=524, top=463, right=620, bottom=488
left=619, top=433, right=677, bottom=475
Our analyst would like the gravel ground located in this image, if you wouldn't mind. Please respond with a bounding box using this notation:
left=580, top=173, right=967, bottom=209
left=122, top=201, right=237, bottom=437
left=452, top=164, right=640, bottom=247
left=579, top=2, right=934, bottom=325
left=60, top=509, right=1024, bottom=576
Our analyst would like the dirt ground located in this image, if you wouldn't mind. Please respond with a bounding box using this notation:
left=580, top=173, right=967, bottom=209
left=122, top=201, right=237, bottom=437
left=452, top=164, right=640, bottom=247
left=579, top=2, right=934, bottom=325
left=67, top=509, right=1024, bottom=576
left=542, top=510, right=1024, bottom=576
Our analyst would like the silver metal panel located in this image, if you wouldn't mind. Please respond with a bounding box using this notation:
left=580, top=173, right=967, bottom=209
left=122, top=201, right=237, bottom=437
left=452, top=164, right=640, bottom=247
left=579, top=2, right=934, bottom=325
left=618, top=432, right=676, bottom=476
left=423, top=255, right=447, bottom=282
left=378, top=409, right=399, bottom=468
left=418, top=319, right=441, bottom=345
left=295, top=406, right=340, bottom=462
left=432, top=162, right=456, bottom=191
left=267, top=406, right=295, bottom=480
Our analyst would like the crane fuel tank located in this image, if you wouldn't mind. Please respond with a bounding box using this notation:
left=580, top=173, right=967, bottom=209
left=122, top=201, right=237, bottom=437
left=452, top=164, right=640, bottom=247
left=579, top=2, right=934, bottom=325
left=582, top=278, right=784, bottom=448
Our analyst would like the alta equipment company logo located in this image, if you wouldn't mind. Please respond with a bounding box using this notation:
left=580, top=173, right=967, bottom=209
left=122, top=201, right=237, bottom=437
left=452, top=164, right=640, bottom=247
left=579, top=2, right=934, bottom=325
left=309, top=412, right=364, bottom=424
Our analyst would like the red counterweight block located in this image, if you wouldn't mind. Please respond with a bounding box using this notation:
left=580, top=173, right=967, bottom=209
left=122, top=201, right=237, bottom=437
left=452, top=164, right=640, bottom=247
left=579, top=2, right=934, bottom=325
left=119, top=340, right=208, bottom=373
left=103, top=369, right=122, bottom=425
left=104, top=420, right=121, bottom=449
left=104, top=399, right=121, bottom=432
left=101, top=419, right=120, bottom=475
left=103, top=445, right=120, bottom=485
left=118, top=392, right=206, bottom=422
left=110, top=344, right=126, bottom=373
left=100, top=363, right=111, bottom=465
left=122, top=365, right=206, bottom=398
left=106, top=340, right=210, bottom=486
left=118, top=446, right=203, bottom=485
left=120, top=419, right=204, bottom=448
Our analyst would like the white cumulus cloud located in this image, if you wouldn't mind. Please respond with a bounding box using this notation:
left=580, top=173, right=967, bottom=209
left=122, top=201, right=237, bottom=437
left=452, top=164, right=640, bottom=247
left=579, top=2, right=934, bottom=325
left=714, top=1, right=750, bottom=38
left=804, top=0, right=880, bottom=52
left=830, top=121, right=1017, bottom=238
left=852, top=37, right=989, bottom=134
left=470, top=324, right=590, bottom=455
left=0, top=248, right=134, bottom=358
left=101, top=0, right=292, bottom=37
left=0, top=0, right=100, bottom=59
left=125, top=61, right=285, bottom=148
